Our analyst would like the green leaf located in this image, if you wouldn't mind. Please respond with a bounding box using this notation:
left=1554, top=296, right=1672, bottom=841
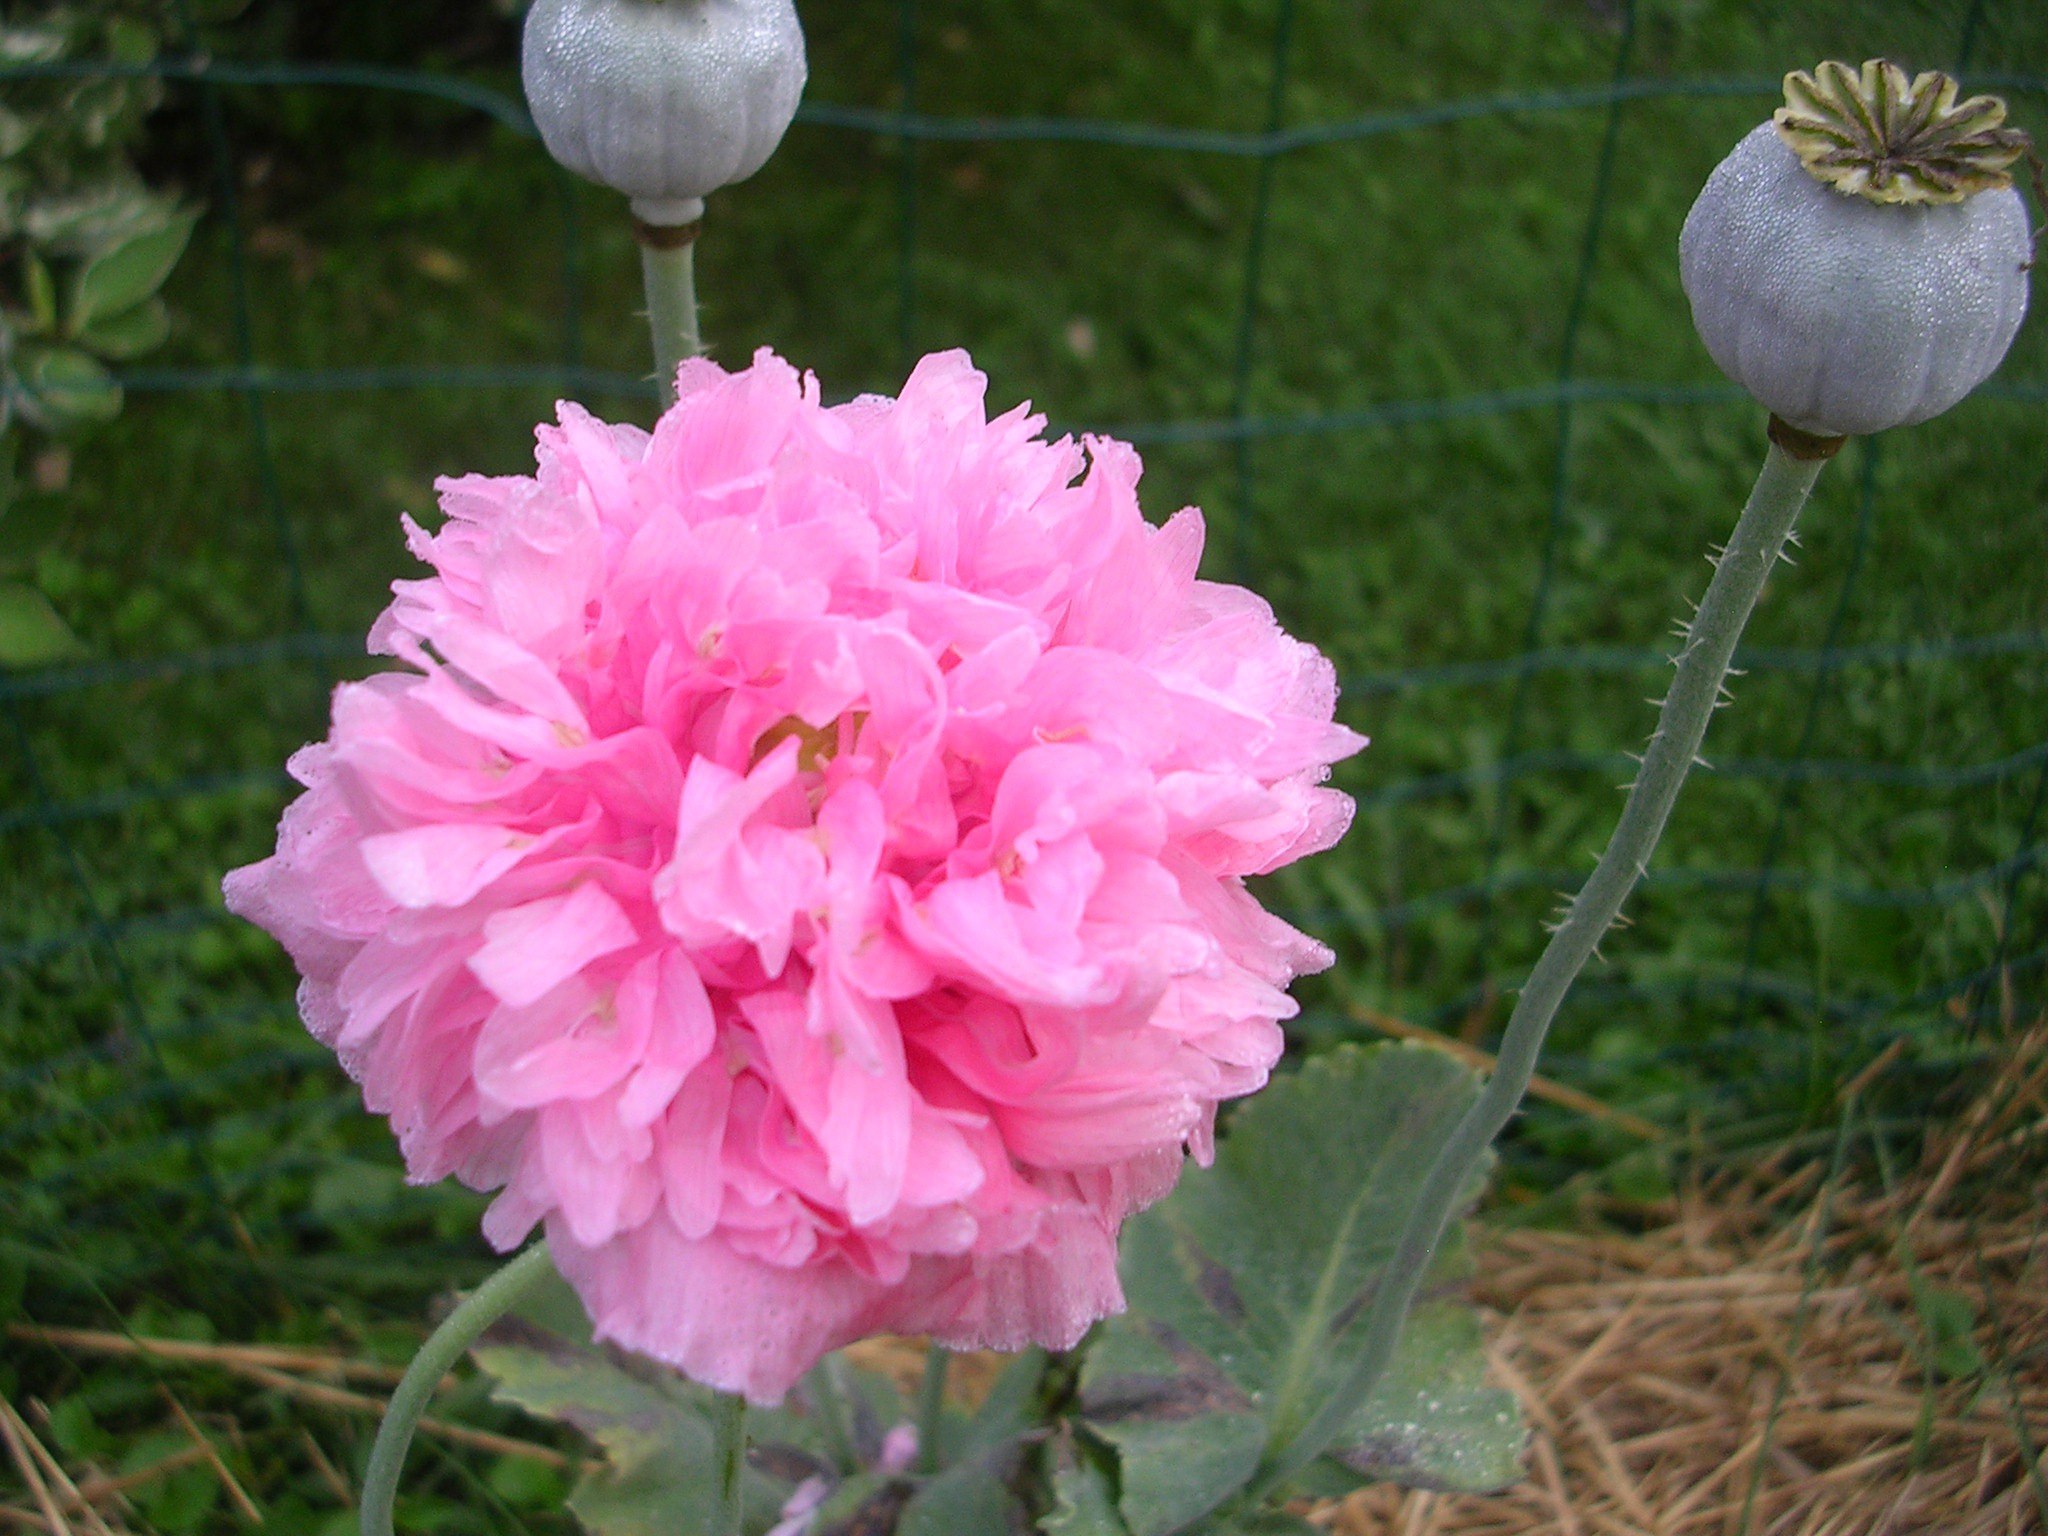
left=80, top=296, right=169, bottom=360
left=1041, top=1454, right=1127, bottom=1536
left=1909, top=1277, right=1985, bottom=1380
left=0, top=103, right=31, bottom=160
left=26, top=184, right=170, bottom=254
left=1078, top=1045, right=1524, bottom=1534
left=0, top=581, right=83, bottom=667
left=889, top=1351, right=1041, bottom=1535
left=1325, top=1295, right=1525, bottom=1492
left=946, top=1348, right=1046, bottom=1465
left=1077, top=1317, right=1263, bottom=1536
left=1209, top=1515, right=1320, bottom=1536
left=70, top=205, right=196, bottom=332
left=471, top=1264, right=833, bottom=1536
left=899, top=1463, right=1024, bottom=1536
left=23, top=250, right=56, bottom=332
left=24, top=346, right=121, bottom=427
left=104, top=16, right=158, bottom=67
left=808, top=1473, right=913, bottom=1533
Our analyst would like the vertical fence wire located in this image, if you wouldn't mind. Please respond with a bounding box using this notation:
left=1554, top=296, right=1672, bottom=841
left=894, top=0, right=920, bottom=373
left=171, top=0, right=318, bottom=652
left=555, top=169, right=585, bottom=373
left=0, top=0, right=316, bottom=1310
left=1729, top=439, right=1880, bottom=1029
left=1949, top=0, right=2042, bottom=1039
left=1469, top=0, right=1639, bottom=1003
left=1957, top=0, right=1988, bottom=70
left=1981, top=758, right=2048, bottom=1036
left=1222, top=0, right=1296, bottom=587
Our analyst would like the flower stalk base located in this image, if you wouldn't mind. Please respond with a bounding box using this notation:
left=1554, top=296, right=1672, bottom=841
left=711, top=1393, right=746, bottom=1536
left=1767, top=415, right=1847, bottom=462
left=914, top=1346, right=950, bottom=1474
left=636, top=217, right=702, bottom=406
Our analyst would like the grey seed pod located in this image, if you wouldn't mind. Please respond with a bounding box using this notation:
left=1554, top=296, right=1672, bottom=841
left=1679, top=63, right=2032, bottom=439
left=522, top=0, right=807, bottom=226
left=1681, top=124, right=2030, bottom=437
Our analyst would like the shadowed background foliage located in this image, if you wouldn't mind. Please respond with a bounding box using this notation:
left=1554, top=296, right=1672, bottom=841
left=1, top=1, right=2043, bottom=1528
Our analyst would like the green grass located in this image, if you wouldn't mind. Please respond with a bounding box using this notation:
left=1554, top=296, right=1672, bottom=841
left=2, top=0, right=2045, bottom=1529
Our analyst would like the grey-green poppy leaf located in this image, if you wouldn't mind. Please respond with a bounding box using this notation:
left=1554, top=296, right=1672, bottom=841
left=1079, top=1045, right=1525, bottom=1534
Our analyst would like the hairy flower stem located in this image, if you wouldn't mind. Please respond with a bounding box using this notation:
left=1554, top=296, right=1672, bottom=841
left=1251, top=431, right=1833, bottom=1500
left=637, top=218, right=701, bottom=406
left=915, top=1345, right=951, bottom=1474
left=360, top=1243, right=556, bottom=1536
left=711, top=1393, right=747, bottom=1536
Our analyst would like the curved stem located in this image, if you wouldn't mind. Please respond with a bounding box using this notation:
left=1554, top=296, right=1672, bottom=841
left=1252, top=434, right=1831, bottom=1498
left=710, top=1393, right=747, bottom=1536
left=360, top=1243, right=556, bottom=1536
left=804, top=1358, right=859, bottom=1474
left=637, top=222, right=701, bottom=408
left=914, top=1345, right=950, bottom=1474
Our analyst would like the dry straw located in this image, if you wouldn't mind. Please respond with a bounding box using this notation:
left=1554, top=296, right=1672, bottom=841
left=1307, top=1022, right=2048, bottom=1536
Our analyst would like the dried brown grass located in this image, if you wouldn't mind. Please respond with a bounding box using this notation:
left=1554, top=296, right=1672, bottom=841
left=1308, top=1023, right=2048, bottom=1536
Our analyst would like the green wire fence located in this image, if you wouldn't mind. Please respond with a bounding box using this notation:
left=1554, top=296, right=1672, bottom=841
left=3, top=0, right=2044, bottom=1323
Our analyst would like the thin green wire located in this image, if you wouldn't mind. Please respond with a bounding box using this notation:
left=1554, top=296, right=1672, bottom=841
left=1223, top=0, right=1296, bottom=586
left=1471, top=0, right=1638, bottom=989
left=1730, top=438, right=1880, bottom=1024
left=29, top=939, right=2048, bottom=1230
left=3, top=614, right=2041, bottom=710
left=1416, top=937, right=2048, bottom=1040
left=5, top=58, right=2042, bottom=158
left=82, top=368, right=2048, bottom=441
left=169, top=2, right=318, bottom=651
left=894, top=0, right=920, bottom=373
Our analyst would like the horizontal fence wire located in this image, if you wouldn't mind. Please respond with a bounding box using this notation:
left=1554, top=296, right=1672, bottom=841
left=3, top=11, right=2044, bottom=1292
left=5, top=622, right=2042, bottom=708
left=6, top=57, right=2045, bottom=150
left=8, top=736, right=2046, bottom=847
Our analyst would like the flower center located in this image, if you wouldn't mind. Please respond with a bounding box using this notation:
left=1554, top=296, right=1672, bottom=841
left=753, top=712, right=866, bottom=774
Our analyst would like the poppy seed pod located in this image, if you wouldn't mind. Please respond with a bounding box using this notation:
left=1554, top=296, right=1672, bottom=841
left=522, top=0, right=807, bottom=226
left=1680, top=60, right=2033, bottom=439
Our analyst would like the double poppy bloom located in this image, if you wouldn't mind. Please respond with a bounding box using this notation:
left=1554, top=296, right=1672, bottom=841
left=228, top=350, right=1362, bottom=1401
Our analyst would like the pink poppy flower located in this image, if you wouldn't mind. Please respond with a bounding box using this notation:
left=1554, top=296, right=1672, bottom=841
left=227, top=349, right=1364, bottom=1402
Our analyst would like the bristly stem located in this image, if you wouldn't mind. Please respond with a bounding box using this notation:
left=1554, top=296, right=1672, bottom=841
left=914, top=1344, right=950, bottom=1474
left=360, top=1243, right=556, bottom=1536
left=711, top=1392, right=747, bottom=1536
left=636, top=217, right=702, bottom=407
left=1249, top=429, right=1834, bottom=1499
